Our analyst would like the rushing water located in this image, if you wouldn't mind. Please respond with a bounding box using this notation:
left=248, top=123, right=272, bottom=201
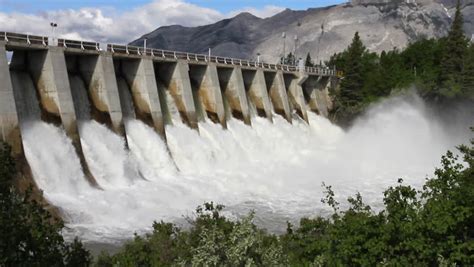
left=20, top=94, right=473, bottom=243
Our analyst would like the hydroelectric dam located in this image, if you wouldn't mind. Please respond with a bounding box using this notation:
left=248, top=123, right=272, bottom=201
left=0, top=32, right=337, bottom=170
left=0, top=31, right=365, bottom=240
left=1, top=32, right=469, bottom=242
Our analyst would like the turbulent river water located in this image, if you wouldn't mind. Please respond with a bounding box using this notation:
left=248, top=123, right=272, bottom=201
left=20, top=94, right=473, bottom=244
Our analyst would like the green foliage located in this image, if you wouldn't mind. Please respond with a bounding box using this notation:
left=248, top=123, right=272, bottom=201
left=439, top=0, right=469, bottom=98
left=98, top=131, right=473, bottom=266
left=0, top=142, right=91, bottom=266
left=328, top=9, right=474, bottom=123
left=305, top=53, right=315, bottom=67
left=98, top=202, right=286, bottom=266
left=462, top=44, right=474, bottom=98
left=338, top=32, right=366, bottom=108
left=281, top=52, right=297, bottom=65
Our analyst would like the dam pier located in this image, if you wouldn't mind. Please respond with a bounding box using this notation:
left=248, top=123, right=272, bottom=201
left=0, top=32, right=338, bottom=185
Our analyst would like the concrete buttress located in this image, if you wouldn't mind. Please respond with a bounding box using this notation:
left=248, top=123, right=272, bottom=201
left=303, top=76, right=332, bottom=117
left=121, top=58, right=166, bottom=138
left=267, top=71, right=291, bottom=123
left=0, top=42, right=21, bottom=154
left=287, top=73, right=309, bottom=123
left=27, top=47, right=79, bottom=138
left=189, top=63, right=226, bottom=128
left=79, top=54, right=125, bottom=135
left=156, top=60, right=198, bottom=129
left=218, top=67, right=251, bottom=125
left=243, top=69, right=273, bottom=122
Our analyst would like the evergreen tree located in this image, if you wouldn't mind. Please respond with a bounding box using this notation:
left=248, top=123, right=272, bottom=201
left=439, top=0, right=468, bottom=97
left=282, top=52, right=296, bottom=65
left=462, top=44, right=474, bottom=98
left=338, top=32, right=366, bottom=107
left=305, top=52, right=314, bottom=67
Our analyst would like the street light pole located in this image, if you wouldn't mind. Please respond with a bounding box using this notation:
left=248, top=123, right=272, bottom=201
left=282, top=32, right=286, bottom=64
left=293, top=35, right=298, bottom=66
left=50, top=22, right=57, bottom=45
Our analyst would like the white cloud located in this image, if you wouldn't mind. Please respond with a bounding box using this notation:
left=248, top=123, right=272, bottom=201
left=0, top=0, right=284, bottom=44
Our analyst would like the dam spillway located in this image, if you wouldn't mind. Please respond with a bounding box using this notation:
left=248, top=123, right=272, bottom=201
left=0, top=32, right=337, bottom=161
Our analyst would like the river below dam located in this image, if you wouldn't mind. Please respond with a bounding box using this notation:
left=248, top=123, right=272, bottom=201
left=20, top=94, right=473, bottom=245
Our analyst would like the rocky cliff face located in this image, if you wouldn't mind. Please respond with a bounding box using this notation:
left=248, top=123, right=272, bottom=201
left=131, top=0, right=474, bottom=64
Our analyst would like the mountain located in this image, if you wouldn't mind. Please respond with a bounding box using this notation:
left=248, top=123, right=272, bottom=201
left=131, top=0, right=474, bottom=64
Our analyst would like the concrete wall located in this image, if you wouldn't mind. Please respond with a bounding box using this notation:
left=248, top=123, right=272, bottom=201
left=265, top=71, right=292, bottom=123
left=155, top=60, right=198, bottom=129
left=78, top=54, right=125, bottom=135
left=285, top=73, right=309, bottom=123
left=217, top=67, right=251, bottom=125
left=242, top=69, right=273, bottom=122
left=120, top=58, right=166, bottom=138
left=0, top=42, right=21, bottom=154
left=189, top=64, right=226, bottom=128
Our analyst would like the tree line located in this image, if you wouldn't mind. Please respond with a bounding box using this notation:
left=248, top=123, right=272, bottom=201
left=326, top=1, right=474, bottom=123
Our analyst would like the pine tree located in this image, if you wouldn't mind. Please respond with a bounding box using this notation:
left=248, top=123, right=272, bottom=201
left=439, top=0, right=468, bottom=97
left=339, top=32, right=366, bottom=107
left=281, top=52, right=296, bottom=65
left=462, top=43, right=474, bottom=98
left=305, top=53, right=314, bottom=67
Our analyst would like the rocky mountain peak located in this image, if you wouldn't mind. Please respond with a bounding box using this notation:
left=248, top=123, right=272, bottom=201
left=131, top=1, right=474, bottom=63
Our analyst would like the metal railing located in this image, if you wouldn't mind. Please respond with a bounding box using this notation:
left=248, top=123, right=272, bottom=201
left=58, top=39, right=99, bottom=51
left=1, top=31, right=337, bottom=76
left=107, top=43, right=336, bottom=76
left=2, top=31, right=48, bottom=46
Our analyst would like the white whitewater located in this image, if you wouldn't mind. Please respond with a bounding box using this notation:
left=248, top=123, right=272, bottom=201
left=78, top=120, right=140, bottom=189
left=20, top=95, right=473, bottom=242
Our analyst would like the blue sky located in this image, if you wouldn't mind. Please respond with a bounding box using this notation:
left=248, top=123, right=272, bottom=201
left=0, top=0, right=345, bottom=13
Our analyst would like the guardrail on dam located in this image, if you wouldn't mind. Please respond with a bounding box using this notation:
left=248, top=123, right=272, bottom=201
left=0, top=32, right=339, bottom=164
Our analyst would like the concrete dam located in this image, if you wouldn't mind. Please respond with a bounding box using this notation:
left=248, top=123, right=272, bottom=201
left=1, top=32, right=337, bottom=168
left=0, top=32, right=356, bottom=240
left=1, top=32, right=469, bottom=243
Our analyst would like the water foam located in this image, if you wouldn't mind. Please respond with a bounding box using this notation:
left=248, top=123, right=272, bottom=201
left=20, top=95, right=472, bottom=242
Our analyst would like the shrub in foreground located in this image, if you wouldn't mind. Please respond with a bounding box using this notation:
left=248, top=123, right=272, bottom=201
left=0, top=143, right=91, bottom=266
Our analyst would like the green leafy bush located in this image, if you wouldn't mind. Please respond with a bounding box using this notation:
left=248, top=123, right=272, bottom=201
left=0, top=142, right=91, bottom=266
